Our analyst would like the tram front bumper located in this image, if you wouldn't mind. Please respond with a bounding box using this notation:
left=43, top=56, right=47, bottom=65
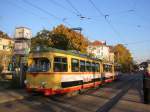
left=26, top=86, right=54, bottom=96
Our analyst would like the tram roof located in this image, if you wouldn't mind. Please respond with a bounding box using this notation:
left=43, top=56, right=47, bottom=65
left=31, top=47, right=101, bottom=61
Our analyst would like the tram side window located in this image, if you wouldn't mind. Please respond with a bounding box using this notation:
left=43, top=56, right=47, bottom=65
left=28, top=58, right=50, bottom=72
left=92, top=62, right=95, bottom=72
left=103, top=64, right=108, bottom=72
left=95, top=63, right=100, bottom=72
left=109, top=65, right=112, bottom=72
left=54, top=57, right=68, bottom=72
left=115, top=66, right=121, bottom=72
left=72, top=58, right=79, bottom=72
left=103, top=64, right=112, bottom=72
left=86, top=61, right=92, bottom=72
left=80, top=60, right=85, bottom=72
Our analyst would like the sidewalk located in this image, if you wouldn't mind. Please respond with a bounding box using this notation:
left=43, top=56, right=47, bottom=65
left=0, top=78, right=28, bottom=104
left=0, top=89, right=28, bottom=104
left=110, top=74, right=150, bottom=112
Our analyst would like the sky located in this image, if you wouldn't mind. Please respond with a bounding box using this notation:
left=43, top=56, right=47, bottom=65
left=0, top=0, right=150, bottom=63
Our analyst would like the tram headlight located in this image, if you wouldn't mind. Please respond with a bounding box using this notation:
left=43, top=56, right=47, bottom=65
left=41, top=81, right=47, bottom=86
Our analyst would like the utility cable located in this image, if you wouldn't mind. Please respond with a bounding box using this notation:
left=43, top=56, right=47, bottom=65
left=23, top=0, right=71, bottom=26
left=65, top=0, right=82, bottom=16
left=6, top=0, right=47, bottom=20
left=88, top=0, right=123, bottom=39
left=49, top=0, right=77, bottom=15
left=65, top=0, right=91, bottom=20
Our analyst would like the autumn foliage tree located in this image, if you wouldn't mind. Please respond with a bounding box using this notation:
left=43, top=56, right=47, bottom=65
left=51, top=24, right=89, bottom=52
left=113, top=44, right=133, bottom=72
left=31, top=24, right=89, bottom=53
left=31, top=29, right=52, bottom=50
left=0, top=31, right=10, bottom=39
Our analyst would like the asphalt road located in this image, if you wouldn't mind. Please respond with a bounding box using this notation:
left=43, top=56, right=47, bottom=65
left=0, top=73, right=149, bottom=112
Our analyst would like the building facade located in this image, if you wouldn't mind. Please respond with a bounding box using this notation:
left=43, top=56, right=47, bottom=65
left=107, top=45, right=114, bottom=63
left=0, top=37, right=14, bottom=51
left=14, top=27, right=32, bottom=56
left=87, top=40, right=114, bottom=63
left=0, top=37, right=14, bottom=72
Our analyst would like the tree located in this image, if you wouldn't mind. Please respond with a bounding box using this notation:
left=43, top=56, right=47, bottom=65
left=31, top=29, right=52, bottom=50
left=51, top=24, right=89, bottom=52
left=0, top=31, right=10, bottom=39
left=50, top=34, right=70, bottom=50
left=113, top=44, right=133, bottom=72
left=31, top=24, right=89, bottom=53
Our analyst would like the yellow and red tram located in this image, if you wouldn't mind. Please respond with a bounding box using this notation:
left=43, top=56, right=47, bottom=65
left=102, top=63, right=115, bottom=83
left=25, top=47, right=115, bottom=96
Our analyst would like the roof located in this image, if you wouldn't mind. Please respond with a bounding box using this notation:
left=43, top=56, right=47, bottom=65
left=0, top=31, right=13, bottom=40
left=15, top=26, right=31, bottom=30
left=0, top=37, right=13, bottom=40
left=89, top=40, right=106, bottom=46
left=140, top=61, right=150, bottom=67
left=31, top=47, right=101, bottom=61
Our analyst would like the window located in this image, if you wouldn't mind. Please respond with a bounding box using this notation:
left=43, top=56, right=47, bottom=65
left=103, top=64, right=112, bottom=72
left=109, top=65, right=112, bottom=72
left=54, top=57, right=67, bottom=72
left=95, top=63, right=100, bottom=72
left=3, top=45, right=7, bottom=50
left=18, top=32, right=23, bottom=37
left=80, top=60, right=85, bottom=72
left=103, top=64, right=108, bottom=72
left=92, top=62, right=95, bottom=72
left=71, top=58, right=79, bottom=72
left=28, top=58, right=50, bottom=72
left=91, top=62, right=100, bottom=72
left=26, top=33, right=28, bottom=37
left=86, top=61, right=91, bottom=72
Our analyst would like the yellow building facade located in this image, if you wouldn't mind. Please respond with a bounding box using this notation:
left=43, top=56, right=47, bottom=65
left=0, top=37, right=14, bottom=72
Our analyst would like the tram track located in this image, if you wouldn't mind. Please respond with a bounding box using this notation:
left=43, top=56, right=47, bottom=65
left=0, top=74, right=140, bottom=112
left=96, top=75, right=138, bottom=112
left=39, top=74, right=139, bottom=112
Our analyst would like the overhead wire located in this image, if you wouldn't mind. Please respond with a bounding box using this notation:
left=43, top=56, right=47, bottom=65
left=6, top=0, right=48, bottom=20
left=65, top=0, right=91, bottom=20
left=108, top=9, right=135, bottom=16
left=109, top=0, right=137, bottom=16
left=65, top=0, right=82, bottom=16
left=132, top=0, right=137, bottom=10
left=48, top=0, right=77, bottom=16
left=23, top=0, right=72, bottom=26
left=123, top=40, right=150, bottom=46
left=88, top=0, right=123, bottom=40
left=47, top=0, right=81, bottom=23
left=23, top=0, right=59, bottom=19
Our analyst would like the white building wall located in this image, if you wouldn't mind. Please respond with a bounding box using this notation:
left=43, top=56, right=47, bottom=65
left=14, top=27, right=32, bottom=55
left=87, top=45, right=110, bottom=61
left=15, top=27, right=32, bottom=39
left=109, top=52, right=115, bottom=63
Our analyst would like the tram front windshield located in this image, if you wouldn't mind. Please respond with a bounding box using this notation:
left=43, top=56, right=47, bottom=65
left=28, top=58, right=50, bottom=72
